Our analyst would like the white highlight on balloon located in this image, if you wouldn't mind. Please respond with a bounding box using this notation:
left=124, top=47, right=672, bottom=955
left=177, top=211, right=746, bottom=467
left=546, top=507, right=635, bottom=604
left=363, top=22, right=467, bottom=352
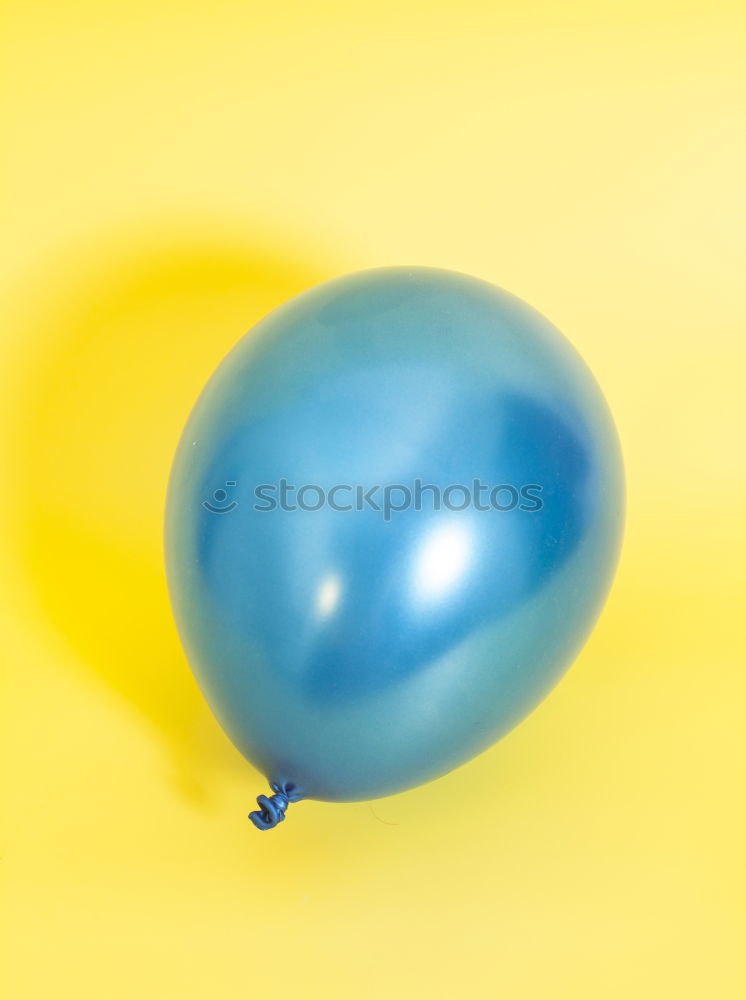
left=315, top=573, right=342, bottom=619
left=413, top=520, right=473, bottom=604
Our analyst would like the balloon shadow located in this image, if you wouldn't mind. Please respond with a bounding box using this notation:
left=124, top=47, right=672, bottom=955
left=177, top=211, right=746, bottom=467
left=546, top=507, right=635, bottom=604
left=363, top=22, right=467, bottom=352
left=13, top=220, right=333, bottom=807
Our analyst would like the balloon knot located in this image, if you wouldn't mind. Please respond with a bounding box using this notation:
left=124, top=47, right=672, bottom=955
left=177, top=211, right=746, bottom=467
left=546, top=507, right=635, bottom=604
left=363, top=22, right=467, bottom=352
left=249, top=781, right=303, bottom=831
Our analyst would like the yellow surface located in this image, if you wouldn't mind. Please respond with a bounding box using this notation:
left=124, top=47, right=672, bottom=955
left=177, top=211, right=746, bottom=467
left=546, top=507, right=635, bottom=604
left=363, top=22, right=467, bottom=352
left=2, top=3, right=745, bottom=997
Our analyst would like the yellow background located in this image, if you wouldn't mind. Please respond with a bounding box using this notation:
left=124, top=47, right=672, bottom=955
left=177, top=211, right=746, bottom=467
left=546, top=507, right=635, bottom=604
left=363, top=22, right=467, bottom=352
left=2, top=2, right=744, bottom=997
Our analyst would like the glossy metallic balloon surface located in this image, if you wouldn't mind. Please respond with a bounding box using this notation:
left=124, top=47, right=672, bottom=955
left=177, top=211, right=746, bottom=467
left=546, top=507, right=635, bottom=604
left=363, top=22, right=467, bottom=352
left=165, top=267, right=624, bottom=802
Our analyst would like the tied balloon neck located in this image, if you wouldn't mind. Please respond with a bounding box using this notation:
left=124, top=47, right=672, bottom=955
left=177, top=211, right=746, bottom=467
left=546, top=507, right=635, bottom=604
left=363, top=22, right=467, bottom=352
left=249, top=782, right=303, bottom=831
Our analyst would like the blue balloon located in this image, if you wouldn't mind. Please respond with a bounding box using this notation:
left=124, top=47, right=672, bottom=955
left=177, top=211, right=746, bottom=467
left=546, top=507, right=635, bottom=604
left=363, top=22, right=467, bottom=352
left=165, top=267, right=624, bottom=829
